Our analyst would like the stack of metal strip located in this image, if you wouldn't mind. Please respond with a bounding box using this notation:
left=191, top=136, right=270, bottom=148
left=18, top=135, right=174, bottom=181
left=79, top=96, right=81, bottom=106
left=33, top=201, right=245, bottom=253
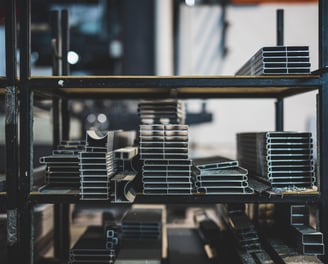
left=236, top=46, right=311, bottom=75
left=80, top=131, right=117, bottom=200
left=39, top=140, right=85, bottom=186
left=138, top=99, right=185, bottom=124
left=121, top=208, right=162, bottom=240
left=237, top=132, right=315, bottom=189
left=140, top=124, right=193, bottom=195
left=289, top=205, right=324, bottom=255
left=115, top=208, right=162, bottom=264
left=193, top=156, right=254, bottom=194
left=68, top=226, right=114, bottom=264
left=225, top=208, right=275, bottom=263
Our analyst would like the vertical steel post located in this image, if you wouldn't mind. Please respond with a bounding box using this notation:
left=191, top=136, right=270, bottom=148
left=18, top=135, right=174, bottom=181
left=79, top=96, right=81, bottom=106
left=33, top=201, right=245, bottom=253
left=61, top=10, right=70, bottom=142
left=60, top=10, right=71, bottom=259
left=51, top=10, right=71, bottom=260
left=319, top=0, right=328, bottom=262
left=19, top=0, right=33, bottom=263
left=275, top=9, right=284, bottom=131
left=5, top=0, right=18, bottom=262
left=61, top=10, right=70, bottom=76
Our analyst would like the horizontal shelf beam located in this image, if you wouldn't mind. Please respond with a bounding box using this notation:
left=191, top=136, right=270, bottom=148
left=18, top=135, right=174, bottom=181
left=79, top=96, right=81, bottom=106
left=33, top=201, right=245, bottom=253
left=28, top=75, right=321, bottom=99
left=29, top=192, right=320, bottom=204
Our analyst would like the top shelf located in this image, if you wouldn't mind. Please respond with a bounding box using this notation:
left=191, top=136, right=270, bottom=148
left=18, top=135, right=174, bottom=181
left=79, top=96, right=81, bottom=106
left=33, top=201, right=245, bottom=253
left=29, top=75, right=321, bottom=99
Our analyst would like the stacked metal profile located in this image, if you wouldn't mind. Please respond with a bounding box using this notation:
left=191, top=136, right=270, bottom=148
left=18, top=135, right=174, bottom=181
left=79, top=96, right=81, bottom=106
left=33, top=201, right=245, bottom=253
left=116, top=208, right=162, bottom=264
left=236, top=46, right=311, bottom=75
left=290, top=205, right=324, bottom=255
left=68, top=226, right=114, bottom=264
left=237, top=132, right=315, bottom=189
left=140, top=124, right=193, bottom=195
left=79, top=131, right=117, bottom=200
left=193, top=156, right=254, bottom=194
left=39, top=140, right=85, bottom=186
left=138, top=99, right=185, bottom=124
left=227, top=209, right=263, bottom=253
left=105, top=226, right=120, bottom=263
left=110, top=146, right=139, bottom=203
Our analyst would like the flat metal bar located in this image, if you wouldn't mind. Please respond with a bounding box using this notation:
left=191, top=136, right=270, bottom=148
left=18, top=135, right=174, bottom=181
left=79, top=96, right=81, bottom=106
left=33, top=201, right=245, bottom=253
left=19, top=0, right=33, bottom=263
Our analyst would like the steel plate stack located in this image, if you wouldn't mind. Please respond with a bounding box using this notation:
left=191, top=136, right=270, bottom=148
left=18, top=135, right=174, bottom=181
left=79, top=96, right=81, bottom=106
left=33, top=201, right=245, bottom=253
left=237, top=132, right=315, bottom=189
left=140, top=124, right=193, bottom=195
left=68, top=226, right=114, bottom=264
left=193, top=156, right=254, bottom=194
left=236, top=46, right=310, bottom=75
left=227, top=209, right=263, bottom=253
left=39, top=141, right=85, bottom=186
left=116, top=209, right=162, bottom=264
left=80, top=131, right=117, bottom=200
left=138, top=99, right=186, bottom=124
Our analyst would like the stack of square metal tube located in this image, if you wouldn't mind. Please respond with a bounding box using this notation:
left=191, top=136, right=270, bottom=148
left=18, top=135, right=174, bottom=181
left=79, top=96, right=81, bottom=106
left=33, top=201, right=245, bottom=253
left=39, top=140, right=85, bottom=186
left=79, top=130, right=117, bottom=200
left=138, top=99, right=185, bottom=124
left=140, top=124, right=193, bottom=195
left=193, top=156, right=254, bottom=194
left=236, top=46, right=311, bottom=75
left=115, top=208, right=162, bottom=264
left=289, top=205, right=324, bottom=255
left=105, top=226, right=120, bottom=263
left=237, top=132, right=315, bottom=189
left=68, top=226, right=114, bottom=264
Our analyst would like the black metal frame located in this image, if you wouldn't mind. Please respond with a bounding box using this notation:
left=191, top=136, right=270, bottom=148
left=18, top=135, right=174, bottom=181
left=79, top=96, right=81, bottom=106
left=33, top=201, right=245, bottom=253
left=1, top=0, right=326, bottom=262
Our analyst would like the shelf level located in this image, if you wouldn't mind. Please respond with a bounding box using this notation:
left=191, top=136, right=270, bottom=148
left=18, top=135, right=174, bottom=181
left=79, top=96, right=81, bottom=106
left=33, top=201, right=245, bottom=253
left=29, top=191, right=320, bottom=204
left=29, top=75, right=320, bottom=99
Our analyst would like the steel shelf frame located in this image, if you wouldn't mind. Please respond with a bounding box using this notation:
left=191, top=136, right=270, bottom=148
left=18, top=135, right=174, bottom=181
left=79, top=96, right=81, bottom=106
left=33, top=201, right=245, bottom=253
left=2, top=0, right=326, bottom=263
left=29, top=75, right=320, bottom=99
left=4, top=0, right=19, bottom=263
left=28, top=193, right=320, bottom=205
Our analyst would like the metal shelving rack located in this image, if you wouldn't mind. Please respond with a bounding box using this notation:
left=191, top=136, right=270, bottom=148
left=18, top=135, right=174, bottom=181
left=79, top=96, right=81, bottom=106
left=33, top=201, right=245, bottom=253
left=2, top=0, right=328, bottom=263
